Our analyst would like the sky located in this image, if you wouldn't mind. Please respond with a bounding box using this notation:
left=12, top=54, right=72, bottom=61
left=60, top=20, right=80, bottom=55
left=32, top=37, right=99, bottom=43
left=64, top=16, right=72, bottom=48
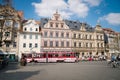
left=12, top=0, right=120, bottom=32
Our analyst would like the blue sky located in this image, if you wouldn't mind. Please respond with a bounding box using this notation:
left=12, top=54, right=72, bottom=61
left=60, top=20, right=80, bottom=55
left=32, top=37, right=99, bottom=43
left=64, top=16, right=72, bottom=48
left=13, top=0, right=120, bottom=32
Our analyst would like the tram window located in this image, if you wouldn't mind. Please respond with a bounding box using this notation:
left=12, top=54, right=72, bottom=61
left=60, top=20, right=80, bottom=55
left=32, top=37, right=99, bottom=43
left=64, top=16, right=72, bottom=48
left=48, top=54, right=53, bottom=58
left=54, top=54, right=58, bottom=57
left=43, top=54, right=46, bottom=58
left=66, top=53, right=70, bottom=57
left=62, top=54, right=66, bottom=57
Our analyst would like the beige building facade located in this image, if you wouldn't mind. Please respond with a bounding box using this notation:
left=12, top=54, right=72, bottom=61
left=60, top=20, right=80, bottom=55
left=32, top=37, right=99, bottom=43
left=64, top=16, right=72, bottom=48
left=0, top=5, right=22, bottom=61
left=40, top=12, right=105, bottom=59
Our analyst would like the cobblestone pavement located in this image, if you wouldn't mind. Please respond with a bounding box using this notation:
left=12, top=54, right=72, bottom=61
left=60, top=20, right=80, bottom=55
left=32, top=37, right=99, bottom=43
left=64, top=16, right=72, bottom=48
left=0, top=61, right=120, bottom=80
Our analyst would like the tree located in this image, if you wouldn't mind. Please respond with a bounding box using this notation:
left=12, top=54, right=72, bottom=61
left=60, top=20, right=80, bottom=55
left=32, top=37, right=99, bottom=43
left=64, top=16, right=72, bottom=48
left=0, top=0, right=21, bottom=50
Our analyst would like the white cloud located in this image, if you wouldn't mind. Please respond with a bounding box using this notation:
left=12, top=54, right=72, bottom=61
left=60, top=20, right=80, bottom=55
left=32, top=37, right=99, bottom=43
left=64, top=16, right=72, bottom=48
left=32, top=0, right=102, bottom=19
left=84, top=0, right=102, bottom=6
left=32, top=0, right=69, bottom=18
left=68, top=0, right=89, bottom=18
left=99, top=13, right=120, bottom=25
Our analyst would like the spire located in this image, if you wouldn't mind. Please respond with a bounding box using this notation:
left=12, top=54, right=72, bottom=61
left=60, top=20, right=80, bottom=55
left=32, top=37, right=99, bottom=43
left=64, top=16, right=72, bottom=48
left=56, top=9, right=58, bottom=14
left=97, top=19, right=100, bottom=25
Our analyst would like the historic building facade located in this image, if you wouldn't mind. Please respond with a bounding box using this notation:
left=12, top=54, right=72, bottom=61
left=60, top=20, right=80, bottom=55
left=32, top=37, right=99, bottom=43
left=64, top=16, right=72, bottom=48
left=40, top=12, right=105, bottom=58
left=40, top=12, right=72, bottom=52
left=0, top=5, right=22, bottom=61
left=72, top=23, right=104, bottom=58
left=103, top=28, right=119, bottom=58
left=18, top=19, right=41, bottom=59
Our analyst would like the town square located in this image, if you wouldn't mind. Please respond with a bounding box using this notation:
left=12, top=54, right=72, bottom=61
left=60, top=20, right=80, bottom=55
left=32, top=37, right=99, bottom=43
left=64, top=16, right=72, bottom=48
left=0, top=0, right=120, bottom=80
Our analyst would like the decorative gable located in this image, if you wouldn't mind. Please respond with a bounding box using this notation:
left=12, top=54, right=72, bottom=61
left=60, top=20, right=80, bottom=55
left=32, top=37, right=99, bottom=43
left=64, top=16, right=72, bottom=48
left=95, top=24, right=103, bottom=31
left=80, top=23, right=86, bottom=31
left=43, top=11, right=70, bottom=29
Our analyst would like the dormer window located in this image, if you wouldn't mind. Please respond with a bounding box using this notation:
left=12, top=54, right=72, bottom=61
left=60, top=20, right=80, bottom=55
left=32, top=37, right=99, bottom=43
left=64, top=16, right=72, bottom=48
left=75, top=26, right=77, bottom=28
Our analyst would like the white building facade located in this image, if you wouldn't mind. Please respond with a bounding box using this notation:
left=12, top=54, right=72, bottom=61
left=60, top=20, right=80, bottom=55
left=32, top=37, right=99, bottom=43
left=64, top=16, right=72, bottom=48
left=18, top=19, right=41, bottom=59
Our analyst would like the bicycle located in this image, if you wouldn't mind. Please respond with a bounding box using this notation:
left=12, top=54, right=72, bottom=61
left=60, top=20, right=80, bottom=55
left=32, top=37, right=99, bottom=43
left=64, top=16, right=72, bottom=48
left=107, top=60, right=120, bottom=68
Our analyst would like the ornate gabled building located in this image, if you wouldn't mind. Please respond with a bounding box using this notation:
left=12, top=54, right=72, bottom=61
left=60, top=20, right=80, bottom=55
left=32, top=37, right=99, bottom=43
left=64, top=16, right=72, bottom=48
left=40, top=11, right=105, bottom=59
left=40, top=11, right=72, bottom=52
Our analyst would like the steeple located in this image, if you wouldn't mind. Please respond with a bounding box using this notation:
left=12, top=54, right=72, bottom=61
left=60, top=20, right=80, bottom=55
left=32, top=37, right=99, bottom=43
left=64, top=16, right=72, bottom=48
left=95, top=20, right=102, bottom=31
left=51, top=10, right=62, bottom=21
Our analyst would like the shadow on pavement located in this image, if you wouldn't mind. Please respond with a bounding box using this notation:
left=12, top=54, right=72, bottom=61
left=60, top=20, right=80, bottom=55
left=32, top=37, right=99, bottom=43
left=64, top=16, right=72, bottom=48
left=0, top=62, right=19, bottom=72
left=0, top=70, right=40, bottom=80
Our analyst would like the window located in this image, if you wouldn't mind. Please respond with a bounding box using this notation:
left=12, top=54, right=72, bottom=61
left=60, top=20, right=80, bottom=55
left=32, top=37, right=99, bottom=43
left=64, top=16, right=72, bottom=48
left=5, top=32, right=10, bottom=37
left=86, top=43, right=88, bottom=47
left=55, top=41, right=59, bottom=47
left=90, top=43, right=92, bottom=47
left=74, top=34, right=76, bottom=38
left=61, top=33, right=64, bottom=38
left=50, top=22, right=53, bottom=27
left=44, top=32, right=47, bottom=37
left=66, top=41, right=69, bottom=47
left=74, top=42, right=76, bottom=47
left=29, top=35, right=32, bottom=39
left=56, top=23, right=58, bottom=27
left=23, top=43, right=26, bottom=48
left=35, top=43, right=38, bottom=48
left=85, top=35, right=87, bottom=39
left=14, top=32, right=17, bottom=37
left=79, top=34, right=81, bottom=38
left=30, top=28, right=32, bottom=31
left=13, top=42, right=16, bottom=48
left=35, top=35, right=38, bottom=39
left=23, top=35, right=26, bottom=39
left=50, top=41, right=53, bottom=47
left=50, top=32, right=53, bottom=37
left=100, top=35, right=102, bottom=40
left=44, top=41, right=47, bottom=47
left=97, top=35, right=99, bottom=39
left=61, top=41, right=64, bottom=47
left=90, top=35, right=92, bottom=39
left=0, top=32, right=2, bottom=37
left=66, top=33, right=69, bottom=38
left=6, top=43, right=9, bottom=47
left=24, top=28, right=27, bottom=31
left=36, top=28, right=38, bottom=31
left=5, top=20, right=12, bottom=27
left=79, top=43, right=81, bottom=47
left=61, top=23, right=64, bottom=28
left=56, top=32, right=59, bottom=37
left=29, top=43, right=32, bottom=48
left=97, top=43, right=99, bottom=48
left=101, top=43, right=103, bottom=47
left=14, top=22, right=19, bottom=27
